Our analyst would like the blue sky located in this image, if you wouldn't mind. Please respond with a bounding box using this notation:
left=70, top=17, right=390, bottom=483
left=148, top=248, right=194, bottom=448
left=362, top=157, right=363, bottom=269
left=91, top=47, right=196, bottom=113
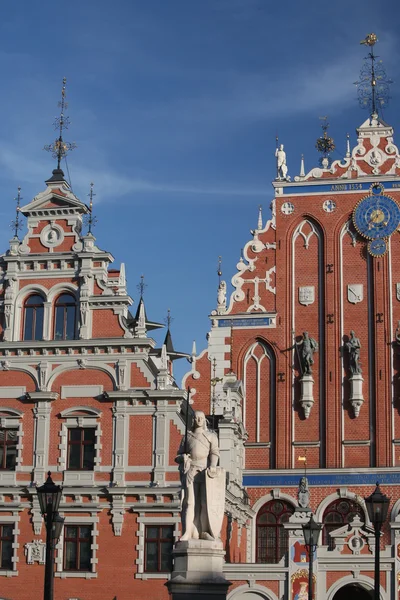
left=0, top=0, right=399, bottom=383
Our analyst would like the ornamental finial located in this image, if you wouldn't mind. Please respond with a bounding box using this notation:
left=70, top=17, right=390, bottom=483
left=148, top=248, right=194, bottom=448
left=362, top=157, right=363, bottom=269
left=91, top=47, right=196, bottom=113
left=44, top=78, right=77, bottom=171
left=85, top=182, right=97, bottom=234
left=10, top=187, right=23, bottom=239
left=217, top=256, right=222, bottom=284
left=355, top=33, right=392, bottom=118
left=137, top=274, right=147, bottom=299
left=315, top=116, right=335, bottom=168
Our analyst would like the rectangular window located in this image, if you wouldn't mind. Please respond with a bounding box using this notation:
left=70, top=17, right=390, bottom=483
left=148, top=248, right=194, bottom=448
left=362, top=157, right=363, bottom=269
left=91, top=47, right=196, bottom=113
left=144, top=525, right=174, bottom=572
left=0, top=429, right=18, bottom=470
left=64, top=525, right=92, bottom=571
left=0, top=524, right=13, bottom=570
left=67, top=428, right=95, bottom=470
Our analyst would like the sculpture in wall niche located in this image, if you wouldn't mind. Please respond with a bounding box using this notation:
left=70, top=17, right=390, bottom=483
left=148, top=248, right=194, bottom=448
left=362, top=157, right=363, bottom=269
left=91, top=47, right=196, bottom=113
left=395, top=320, right=400, bottom=346
left=296, top=332, right=318, bottom=375
left=275, top=144, right=289, bottom=180
left=175, top=410, right=225, bottom=541
left=346, top=330, right=362, bottom=375
left=297, top=476, right=310, bottom=509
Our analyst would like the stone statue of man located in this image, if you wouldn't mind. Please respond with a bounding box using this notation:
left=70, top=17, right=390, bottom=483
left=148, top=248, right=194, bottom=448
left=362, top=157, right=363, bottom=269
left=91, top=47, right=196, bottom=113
left=275, top=144, right=288, bottom=180
left=346, top=330, right=362, bottom=375
left=296, top=331, right=318, bottom=375
left=175, top=410, right=224, bottom=541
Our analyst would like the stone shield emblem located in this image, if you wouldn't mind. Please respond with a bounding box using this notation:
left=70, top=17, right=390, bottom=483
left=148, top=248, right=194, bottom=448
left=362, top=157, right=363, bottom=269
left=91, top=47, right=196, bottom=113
left=299, top=286, right=315, bottom=306
left=347, top=284, right=363, bottom=304
left=205, top=467, right=226, bottom=539
left=396, top=283, right=400, bottom=301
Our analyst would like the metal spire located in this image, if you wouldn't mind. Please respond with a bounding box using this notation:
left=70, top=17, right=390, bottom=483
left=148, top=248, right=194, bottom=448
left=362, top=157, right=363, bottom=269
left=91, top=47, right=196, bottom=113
left=86, top=182, right=97, bottom=234
left=345, top=133, right=351, bottom=158
left=257, top=205, right=263, bottom=230
left=217, top=256, right=222, bottom=285
left=299, top=154, right=305, bottom=178
left=137, top=274, right=147, bottom=299
left=355, top=33, right=392, bottom=117
left=44, top=78, right=77, bottom=170
left=165, top=308, right=173, bottom=330
left=10, top=187, right=23, bottom=239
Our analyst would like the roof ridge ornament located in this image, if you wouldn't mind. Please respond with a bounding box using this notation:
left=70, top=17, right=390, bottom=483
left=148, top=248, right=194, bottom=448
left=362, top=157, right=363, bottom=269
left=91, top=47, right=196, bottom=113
left=44, top=78, right=77, bottom=175
left=85, top=182, right=97, bottom=234
left=10, top=187, right=23, bottom=239
left=315, top=116, right=335, bottom=168
left=355, top=33, right=392, bottom=120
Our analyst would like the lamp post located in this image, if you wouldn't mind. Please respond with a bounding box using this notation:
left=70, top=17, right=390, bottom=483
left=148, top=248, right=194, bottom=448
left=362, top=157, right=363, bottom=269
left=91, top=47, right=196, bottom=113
left=36, top=472, right=64, bottom=600
left=364, top=482, right=390, bottom=600
left=302, top=514, right=322, bottom=600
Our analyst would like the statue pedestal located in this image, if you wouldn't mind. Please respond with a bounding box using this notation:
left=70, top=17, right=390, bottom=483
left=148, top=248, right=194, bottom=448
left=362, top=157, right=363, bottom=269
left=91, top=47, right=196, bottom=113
left=300, top=374, right=314, bottom=419
left=166, top=540, right=231, bottom=600
left=349, top=373, right=364, bottom=417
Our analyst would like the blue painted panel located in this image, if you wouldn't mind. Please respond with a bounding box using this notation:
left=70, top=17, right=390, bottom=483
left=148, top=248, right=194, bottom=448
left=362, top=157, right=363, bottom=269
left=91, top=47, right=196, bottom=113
left=280, top=180, right=400, bottom=196
left=218, top=317, right=272, bottom=328
left=243, top=471, right=400, bottom=487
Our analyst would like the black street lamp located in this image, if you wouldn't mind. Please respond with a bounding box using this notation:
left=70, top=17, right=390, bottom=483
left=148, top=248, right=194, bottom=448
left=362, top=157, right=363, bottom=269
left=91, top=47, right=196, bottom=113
left=364, top=482, right=390, bottom=600
left=37, top=472, right=64, bottom=600
left=302, top=514, right=322, bottom=600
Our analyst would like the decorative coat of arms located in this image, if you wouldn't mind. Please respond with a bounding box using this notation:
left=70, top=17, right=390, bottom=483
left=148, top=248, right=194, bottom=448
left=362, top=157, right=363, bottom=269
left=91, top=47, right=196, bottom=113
left=347, top=284, right=363, bottom=304
left=25, top=540, right=46, bottom=564
left=396, top=283, right=400, bottom=301
left=298, top=286, right=315, bottom=306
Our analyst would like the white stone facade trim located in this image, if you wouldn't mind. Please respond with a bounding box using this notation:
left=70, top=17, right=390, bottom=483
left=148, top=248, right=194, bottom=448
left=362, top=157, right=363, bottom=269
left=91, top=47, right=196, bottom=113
left=0, top=515, right=20, bottom=576
left=227, top=583, right=279, bottom=600
left=55, top=515, right=99, bottom=578
left=135, top=515, right=180, bottom=579
left=58, top=412, right=102, bottom=481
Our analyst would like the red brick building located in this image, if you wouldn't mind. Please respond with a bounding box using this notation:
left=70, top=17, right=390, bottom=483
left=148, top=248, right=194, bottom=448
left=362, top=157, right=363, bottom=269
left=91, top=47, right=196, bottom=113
left=1, top=55, right=400, bottom=600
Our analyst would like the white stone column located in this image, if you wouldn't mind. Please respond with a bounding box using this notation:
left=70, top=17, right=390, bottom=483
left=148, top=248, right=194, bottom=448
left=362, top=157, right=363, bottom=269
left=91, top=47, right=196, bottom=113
left=112, top=401, right=129, bottom=486
left=153, top=403, right=169, bottom=485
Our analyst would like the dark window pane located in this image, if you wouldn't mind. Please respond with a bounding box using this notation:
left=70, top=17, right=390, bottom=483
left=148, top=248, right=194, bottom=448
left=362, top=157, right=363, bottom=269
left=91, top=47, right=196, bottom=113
left=70, top=429, right=81, bottom=442
left=161, top=526, right=173, bottom=540
left=146, top=527, right=158, bottom=539
left=26, top=294, right=43, bottom=305
left=79, top=541, right=91, bottom=571
left=65, top=306, right=75, bottom=339
left=68, top=445, right=81, bottom=470
left=160, top=541, right=173, bottom=570
left=3, top=526, right=12, bottom=538
left=80, top=527, right=91, bottom=539
left=145, top=541, right=158, bottom=571
left=66, top=526, right=77, bottom=538
left=24, top=308, right=34, bottom=340
left=83, top=445, right=95, bottom=470
left=84, top=429, right=96, bottom=442
left=1, top=540, right=12, bottom=569
left=5, top=446, right=16, bottom=470
left=65, top=541, right=77, bottom=570
left=0, top=447, right=3, bottom=470
left=34, top=306, right=44, bottom=340
left=54, top=307, right=65, bottom=340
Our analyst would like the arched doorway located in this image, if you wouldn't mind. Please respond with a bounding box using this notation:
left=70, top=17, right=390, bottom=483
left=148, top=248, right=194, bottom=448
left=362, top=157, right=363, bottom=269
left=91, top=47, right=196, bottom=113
left=333, top=583, right=372, bottom=599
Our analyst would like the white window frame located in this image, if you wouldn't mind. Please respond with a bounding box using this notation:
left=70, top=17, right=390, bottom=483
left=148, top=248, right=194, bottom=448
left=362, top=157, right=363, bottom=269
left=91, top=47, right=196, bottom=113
left=0, top=408, right=24, bottom=486
left=55, top=515, right=98, bottom=579
left=0, top=515, right=20, bottom=577
left=135, top=515, right=180, bottom=579
left=58, top=407, right=102, bottom=486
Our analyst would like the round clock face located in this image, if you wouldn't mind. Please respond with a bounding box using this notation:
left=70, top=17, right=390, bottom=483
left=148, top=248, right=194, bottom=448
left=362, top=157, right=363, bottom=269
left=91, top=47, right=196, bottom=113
left=368, top=239, right=388, bottom=257
left=323, top=199, right=336, bottom=213
left=353, top=188, right=400, bottom=240
left=281, top=201, right=294, bottom=216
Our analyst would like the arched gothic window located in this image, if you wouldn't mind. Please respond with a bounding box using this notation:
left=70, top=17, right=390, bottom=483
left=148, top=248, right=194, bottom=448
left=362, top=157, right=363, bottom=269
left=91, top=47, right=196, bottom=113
left=54, top=293, right=76, bottom=340
left=322, top=498, right=364, bottom=549
left=23, top=294, right=45, bottom=341
left=256, top=500, right=294, bottom=563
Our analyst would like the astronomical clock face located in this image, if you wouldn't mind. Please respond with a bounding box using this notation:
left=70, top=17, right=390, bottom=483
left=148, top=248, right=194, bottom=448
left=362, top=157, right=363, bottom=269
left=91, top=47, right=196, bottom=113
left=353, top=184, right=400, bottom=242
